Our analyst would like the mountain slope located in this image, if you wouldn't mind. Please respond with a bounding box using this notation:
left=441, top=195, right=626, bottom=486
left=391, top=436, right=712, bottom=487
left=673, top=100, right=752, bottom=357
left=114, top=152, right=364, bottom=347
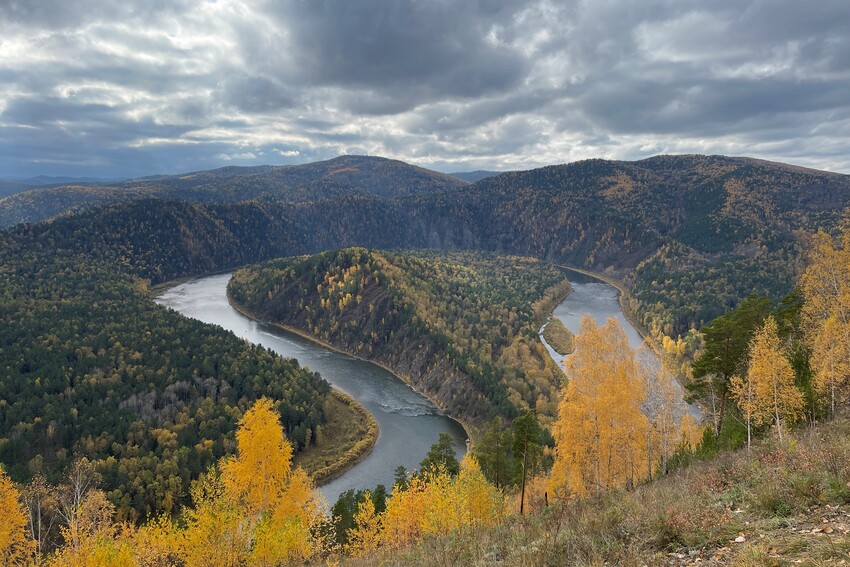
left=227, top=248, right=570, bottom=427
left=448, top=170, right=502, bottom=183
left=5, top=154, right=849, bottom=336
left=0, top=155, right=468, bottom=228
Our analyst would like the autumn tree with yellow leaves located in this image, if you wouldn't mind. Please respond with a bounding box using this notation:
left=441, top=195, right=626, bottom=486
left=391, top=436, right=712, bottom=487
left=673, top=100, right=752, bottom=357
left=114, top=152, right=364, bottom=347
left=741, top=316, right=806, bottom=443
left=183, top=397, right=323, bottom=566
left=550, top=316, right=650, bottom=497
left=354, top=455, right=504, bottom=552
left=801, top=228, right=850, bottom=416
left=0, top=467, right=33, bottom=565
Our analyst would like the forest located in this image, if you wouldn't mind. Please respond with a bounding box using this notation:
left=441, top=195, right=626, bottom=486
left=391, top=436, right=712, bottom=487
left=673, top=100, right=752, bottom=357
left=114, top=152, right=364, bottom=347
left=4, top=154, right=847, bottom=340
left=5, top=222, right=848, bottom=564
left=0, top=234, right=341, bottom=522
left=2, top=154, right=850, bottom=564
left=228, top=248, right=571, bottom=426
left=0, top=155, right=467, bottom=228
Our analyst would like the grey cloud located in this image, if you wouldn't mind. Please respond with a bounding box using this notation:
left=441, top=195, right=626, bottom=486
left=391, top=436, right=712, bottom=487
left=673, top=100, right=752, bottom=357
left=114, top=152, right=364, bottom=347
left=1, top=0, right=850, bottom=177
left=264, top=1, right=529, bottom=103
left=217, top=75, right=296, bottom=113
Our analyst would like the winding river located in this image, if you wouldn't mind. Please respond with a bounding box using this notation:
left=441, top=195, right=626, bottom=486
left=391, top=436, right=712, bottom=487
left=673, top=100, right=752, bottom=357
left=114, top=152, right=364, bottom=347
left=541, top=267, right=698, bottom=416
left=157, top=267, right=694, bottom=503
left=540, top=268, right=645, bottom=367
left=155, top=274, right=467, bottom=503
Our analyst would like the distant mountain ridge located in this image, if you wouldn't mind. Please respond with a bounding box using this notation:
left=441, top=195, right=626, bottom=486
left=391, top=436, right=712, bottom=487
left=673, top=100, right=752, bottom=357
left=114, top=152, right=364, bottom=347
left=448, top=170, right=502, bottom=183
left=0, top=155, right=468, bottom=228
left=4, top=153, right=850, bottom=335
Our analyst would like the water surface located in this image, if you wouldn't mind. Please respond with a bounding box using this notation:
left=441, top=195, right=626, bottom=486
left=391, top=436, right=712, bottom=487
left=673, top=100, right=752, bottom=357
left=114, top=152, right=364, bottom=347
left=156, top=274, right=467, bottom=503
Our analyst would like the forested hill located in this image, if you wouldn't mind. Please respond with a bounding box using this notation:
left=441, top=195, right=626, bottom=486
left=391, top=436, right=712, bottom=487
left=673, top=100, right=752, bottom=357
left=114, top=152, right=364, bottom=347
left=5, top=154, right=850, bottom=337
left=228, top=249, right=570, bottom=427
left=0, top=155, right=467, bottom=228
left=0, top=212, right=363, bottom=523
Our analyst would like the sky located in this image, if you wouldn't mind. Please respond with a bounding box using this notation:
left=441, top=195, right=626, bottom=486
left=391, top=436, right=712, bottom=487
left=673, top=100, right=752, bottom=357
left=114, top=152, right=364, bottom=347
left=1, top=0, right=849, bottom=179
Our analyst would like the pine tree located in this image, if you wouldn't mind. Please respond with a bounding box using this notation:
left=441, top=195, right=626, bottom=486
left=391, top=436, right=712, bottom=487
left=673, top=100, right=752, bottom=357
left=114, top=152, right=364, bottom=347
left=419, top=432, right=460, bottom=476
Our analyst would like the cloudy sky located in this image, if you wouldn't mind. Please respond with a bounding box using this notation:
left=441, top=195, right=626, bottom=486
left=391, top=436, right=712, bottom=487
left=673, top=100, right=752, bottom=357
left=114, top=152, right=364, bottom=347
left=1, top=0, right=849, bottom=178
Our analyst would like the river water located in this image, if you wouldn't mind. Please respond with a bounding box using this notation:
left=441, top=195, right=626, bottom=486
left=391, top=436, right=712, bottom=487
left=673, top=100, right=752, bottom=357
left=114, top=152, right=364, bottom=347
left=540, top=267, right=698, bottom=417
left=155, top=274, right=467, bottom=504
left=157, top=267, right=694, bottom=504
left=540, top=268, right=645, bottom=367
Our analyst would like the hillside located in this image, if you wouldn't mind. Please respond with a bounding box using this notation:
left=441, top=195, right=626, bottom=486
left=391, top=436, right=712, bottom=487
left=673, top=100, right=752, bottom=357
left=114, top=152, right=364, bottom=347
left=7, top=154, right=849, bottom=340
left=0, top=155, right=468, bottom=228
left=0, top=221, right=367, bottom=523
left=228, top=249, right=570, bottom=427
left=344, top=415, right=850, bottom=566
left=448, top=170, right=502, bottom=183
left=0, top=180, right=34, bottom=199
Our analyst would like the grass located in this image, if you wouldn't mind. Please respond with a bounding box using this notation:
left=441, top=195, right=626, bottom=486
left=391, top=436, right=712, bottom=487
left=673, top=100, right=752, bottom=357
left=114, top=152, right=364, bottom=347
left=338, top=415, right=850, bottom=566
left=295, top=390, right=378, bottom=486
left=542, top=317, right=575, bottom=356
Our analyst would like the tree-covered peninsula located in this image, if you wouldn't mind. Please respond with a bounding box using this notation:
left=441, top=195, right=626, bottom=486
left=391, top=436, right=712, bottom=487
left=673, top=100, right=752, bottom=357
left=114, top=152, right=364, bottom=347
left=228, top=249, right=571, bottom=427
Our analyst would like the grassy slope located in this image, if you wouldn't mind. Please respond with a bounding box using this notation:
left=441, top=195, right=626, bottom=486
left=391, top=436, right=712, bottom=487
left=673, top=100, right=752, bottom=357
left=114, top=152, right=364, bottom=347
left=542, top=317, right=575, bottom=356
left=343, top=416, right=850, bottom=566
left=294, top=390, right=378, bottom=486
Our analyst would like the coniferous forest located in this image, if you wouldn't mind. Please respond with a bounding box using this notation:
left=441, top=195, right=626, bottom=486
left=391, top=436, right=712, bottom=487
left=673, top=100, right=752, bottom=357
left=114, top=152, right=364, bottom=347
left=2, top=154, right=850, bottom=565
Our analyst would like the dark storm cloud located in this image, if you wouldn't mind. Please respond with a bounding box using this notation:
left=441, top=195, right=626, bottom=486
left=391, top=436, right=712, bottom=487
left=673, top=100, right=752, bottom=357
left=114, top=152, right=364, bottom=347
left=1, top=0, right=849, bottom=177
left=265, top=0, right=529, bottom=103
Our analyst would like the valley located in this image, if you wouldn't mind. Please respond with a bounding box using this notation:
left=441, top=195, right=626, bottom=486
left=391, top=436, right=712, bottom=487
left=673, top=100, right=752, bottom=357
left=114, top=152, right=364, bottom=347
left=1, top=152, right=849, bottom=565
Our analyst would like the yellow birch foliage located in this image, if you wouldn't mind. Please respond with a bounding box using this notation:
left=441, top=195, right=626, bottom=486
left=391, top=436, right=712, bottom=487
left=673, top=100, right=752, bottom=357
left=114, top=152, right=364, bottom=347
left=131, top=514, right=182, bottom=567
left=550, top=316, right=650, bottom=497
left=420, top=469, right=456, bottom=536
left=0, top=467, right=33, bottom=565
left=217, top=397, right=322, bottom=565
left=810, top=315, right=850, bottom=413
left=48, top=536, right=135, bottom=567
left=747, top=316, right=805, bottom=441
left=345, top=491, right=383, bottom=557
left=454, top=455, right=505, bottom=528
left=48, top=490, right=134, bottom=567
left=221, top=397, right=293, bottom=516
left=381, top=476, right=427, bottom=548
left=181, top=473, right=250, bottom=567
left=379, top=456, right=504, bottom=550
left=678, top=413, right=703, bottom=451
left=250, top=516, right=313, bottom=567
left=801, top=229, right=850, bottom=413
left=731, top=372, right=757, bottom=449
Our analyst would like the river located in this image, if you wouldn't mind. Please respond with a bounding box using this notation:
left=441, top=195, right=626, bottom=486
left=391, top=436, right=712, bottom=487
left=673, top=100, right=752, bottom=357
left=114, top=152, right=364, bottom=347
left=155, top=274, right=467, bottom=503
left=540, top=267, right=698, bottom=417
left=157, top=267, right=693, bottom=504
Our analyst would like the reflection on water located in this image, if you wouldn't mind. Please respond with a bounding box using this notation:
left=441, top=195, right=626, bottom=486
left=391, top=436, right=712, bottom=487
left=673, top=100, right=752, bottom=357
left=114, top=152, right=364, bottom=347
left=155, top=274, right=467, bottom=503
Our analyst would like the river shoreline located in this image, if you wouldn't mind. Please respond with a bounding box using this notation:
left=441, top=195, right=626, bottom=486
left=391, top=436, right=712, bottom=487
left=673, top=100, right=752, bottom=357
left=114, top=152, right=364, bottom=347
left=226, top=292, right=475, bottom=445
left=153, top=276, right=380, bottom=489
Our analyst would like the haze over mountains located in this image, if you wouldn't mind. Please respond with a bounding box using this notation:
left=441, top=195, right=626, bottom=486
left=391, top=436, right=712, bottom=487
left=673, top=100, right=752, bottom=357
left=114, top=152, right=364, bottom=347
left=0, top=155, right=470, bottom=228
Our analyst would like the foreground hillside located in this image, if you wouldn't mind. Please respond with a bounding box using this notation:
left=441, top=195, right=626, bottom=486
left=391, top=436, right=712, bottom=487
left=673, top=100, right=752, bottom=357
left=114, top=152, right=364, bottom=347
left=228, top=249, right=570, bottom=427
left=344, top=416, right=850, bottom=566
left=0, top=155, right=467, bottom=228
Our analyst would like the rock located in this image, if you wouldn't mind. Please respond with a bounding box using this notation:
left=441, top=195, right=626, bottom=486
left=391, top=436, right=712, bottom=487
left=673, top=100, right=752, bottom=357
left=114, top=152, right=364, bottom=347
left=734, top=536, right=746, bottom=543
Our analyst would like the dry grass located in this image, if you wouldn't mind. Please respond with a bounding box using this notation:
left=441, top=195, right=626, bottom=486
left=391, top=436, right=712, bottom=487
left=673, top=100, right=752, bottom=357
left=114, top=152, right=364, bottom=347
left=336, top=416, right=850, bottom=566
left=295, top=390, right=378, bottom=486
